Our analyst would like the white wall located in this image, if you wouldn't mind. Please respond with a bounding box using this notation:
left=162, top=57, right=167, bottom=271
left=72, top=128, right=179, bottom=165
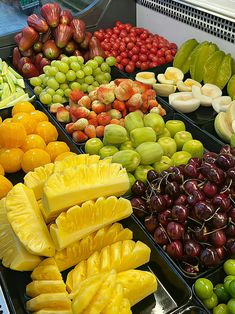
left=136, top=3, right=235, bottom=59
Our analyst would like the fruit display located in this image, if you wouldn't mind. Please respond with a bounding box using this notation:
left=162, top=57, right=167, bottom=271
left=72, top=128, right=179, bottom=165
left=130, top=144, right=235, bottom=276
left=0, top=58, right=33, bottom=109
left=49, top=78, right=166, bottom=143
left=29, top=55, right=117, bottom=106
left=194, top=259, right=235, bottom=313
left=214, top=101, right=235, bottom=143
left=13, top=3, right=106, bottom=78
left=94, top=21, right=177, bottom=73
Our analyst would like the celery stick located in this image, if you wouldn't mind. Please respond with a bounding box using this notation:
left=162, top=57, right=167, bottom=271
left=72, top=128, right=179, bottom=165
left=16, top=78, right=25, bottom=89
left=8, top=66, right=22, bottom=79
left=0, top=90, right=24, bottom=108
left=8, top=71, right=18, bottom=84
left=6, top=93, right=32, bottom=108
left=6, top=73, right=15, bottom=93
left=2, top=83, right=10, bottom=99
left=0, top=59, right=3, bottom=72
left=2, top=61, right=8, bottom=76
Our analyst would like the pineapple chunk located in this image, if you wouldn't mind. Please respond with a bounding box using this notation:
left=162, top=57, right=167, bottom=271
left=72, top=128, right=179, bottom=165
left=26, top=293, right=71, bottom=312
left=26, top=280, right=67, bottom=298
left=42, top=162, right=129, bottom=218
left=66, top=240, right=151, bottom=292
left=31, top=265, right=62, bottom=281
left=5, top=183, right=55, bottom=257
left=33, top=311, right=72, bottom=314
left=24, top=163, right=54, bottom=200
left=54, top=223, right=133, bottom=271
left=117, top=270, right=157, bottom=306
left=38, top=257, right=57, bottom=267
left=102, top=283, right=125, bottom=314
left=50, top=197, right=132, bottom=250
left=0, top=198, right=42, bottom=271
left=119, top=298, right=132, bottom=314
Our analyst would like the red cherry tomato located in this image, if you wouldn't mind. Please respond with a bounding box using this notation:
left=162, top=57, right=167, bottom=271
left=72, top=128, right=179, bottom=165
left=139, top=54, right=148, bottom=62
left=125, top=64, right=135, bottom=73
left=116, top=55, right=122, bottom=63
left=165, top=54, right=174, bottom=62
left=140, top=62, right=149, bottom=71
left=116, top=63, right=124, bottom=71
left=132, top=46, right=140, bottom=54
left=119, top=44, right=126, bottom=52
left=158, top=57, right=166, bottom=65
left=136, top=61, right=142, bottom=68
left=131, top=54, right=139, bottom=62
left=120, top=51, right=128, bottom=58
left=121, top=58, right=129, bottom=66
left=127, top=42, right=135, bottom=50
left=157, top=50, right=165, bottom=57
left=128, top=50, right=134, bottom=58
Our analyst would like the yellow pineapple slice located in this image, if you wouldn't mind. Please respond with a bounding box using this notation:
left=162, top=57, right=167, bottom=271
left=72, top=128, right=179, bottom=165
left=102, top=283, right=126, bottom=314
left=26, top=280, right=67, bottom=298
left=66, top=240, right=151, bottom=292
left=31, top=265, right=62, bottom=281
left=32, top=311, right=72, bottom=314
left=26, top=293, right=71, bottom=312
left=24, top=163, right=54, bottom=200
left=42, top=162, right=129, bottom=218
left=38, top=257, right=57, bottom=267
left=54, top=223, right=133, bottom=271
left=119, top=298, right=132, bottom=314
left=53, top=154, right=101, bottom=173
left=0, top=198, right=42, bottom=271
left=5, top=183, right=55, bottom=257
left=117, top=269, right=157, bottom=306
left=50, top=197, right=132, bottom=250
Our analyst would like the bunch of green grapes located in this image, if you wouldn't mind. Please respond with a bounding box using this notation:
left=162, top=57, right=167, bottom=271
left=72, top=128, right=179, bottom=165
left=30, top=55, right=116, bottom=106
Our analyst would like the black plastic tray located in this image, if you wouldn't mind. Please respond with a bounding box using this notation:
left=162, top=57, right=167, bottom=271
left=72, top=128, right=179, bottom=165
left=0, top=100, right=81, bottom=185
left=178, top=306, right=207, bottom=314
left=201, top=120, right=226, bottom=146
left=0, top=214, right=192, bottom=314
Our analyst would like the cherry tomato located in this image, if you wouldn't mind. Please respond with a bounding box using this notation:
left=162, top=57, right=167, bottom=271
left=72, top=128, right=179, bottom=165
left=116, top=63, right=124, bottom=71
left=119, top=44, right=126, bottom=52
left=131, top=54, right=139, bottom=62
left=127, top=42, right=135, bottom=50
left=112, top=43, right=119, bottom=51
left=130, top=36, right=137, bottom=43
left=140, top=62, right=149, bottom=71
left=165, top=54, right=173, bottom=62
left=116, top=55, right=122, bottom=63
left=115, top=21, right=122, bottom=27
left=125, top=64, right=135, bottom=73
left=148, top=53, right=155, bottom=61
left=120, top=30, right=128, bottom=38
left=113, top=27, right=120, bottom=35
left=139, top=54, right=148, bottom=62
left=136, top=61, right=141, bottom=68
left=120, top=51, right=128, bottom=58
left=111, top=50, right=119, bottom=57
left=128, top=50, right=134, bottom=58
left=146, top=43, right=152, bottom=50
left=121, top=58, right=129, bottom=66
left=171, top=49, right=177, bottom=56
left=158, top=57, right=166, bottom=64
left=132, top=46, right=140, bottom=54
left=157, top=50, right=165, bottom=57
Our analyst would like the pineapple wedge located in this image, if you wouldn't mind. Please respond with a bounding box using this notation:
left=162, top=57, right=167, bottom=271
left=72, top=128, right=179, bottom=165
left=117, top=269, right=157, bottom=306
left=42, top=162, right=129, bottom=218
left=24, top=163, right=54, bottom=200
left=54, top=223, right=133, bottom=271
left=0, top=198, right=42, bottom=271
left=102, top=283, right=127, bottom=314
left=33, top=311, right=72, bottom=314
left=5, top=183, right=55, bottom=257
left=26, top=280, right=67, bottom=298
left=50, top=197, right=132, bottom=250
left=26, top=293, right=72, bottom=312
left=31, top=265, right=62, bottom=281
left=66, top=240, right=151, bottom=292
left=119, top=299, right=132, bottom=314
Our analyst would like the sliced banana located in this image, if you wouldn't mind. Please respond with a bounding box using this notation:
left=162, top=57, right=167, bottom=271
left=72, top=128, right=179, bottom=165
left=212, top=96, right=232, bottom=113
left=135, top=72, right=156, bottom=85
left=153, top=83, right=176, bottom=97
left=165, top=67, right=184, bottom=82
left=169, top=92, right=200, bottom=113
left=192, top=85, right=212, bottom=107
left=157, top=73, right=175, bottom=85
left=201, top=83, right=222, bottom=99
left=177, top=79, right=202, bottom=92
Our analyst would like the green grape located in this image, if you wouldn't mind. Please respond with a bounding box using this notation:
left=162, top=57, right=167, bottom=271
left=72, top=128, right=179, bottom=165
left=86, top=60, right=98, bottom=70
left=30, top=77, right=42, bottom=87
left=95, top=74, right=106, bottom=84
left=101, top=80, right=109, bottom=85
left=64, top=88, right=72, bottom=97
left=87, top=85, right=95, bottom=93
left=34, top=86, right=43, bottom=95
left=105, top=56, right=116, bottom=66
left=94, top=56, right=104, bottom=65
left=80, top=83, right=89, bottom=92
left=101, top=62, right=111, bottom=73
left=43, top=65, right=51, bottom=75
left=42, top=76, right=49, bottom=86
left=77, top=78, right=84, bottom=84
left=76, top=70, right=85, bottom=79
left=69, top=56, right=79, bottom=63
left=61, top=97, right=67, bottom=103
left=47, top=78, right=59, bottom=90
left=52, top=94, right=63, bottom=103
left=55, top=72, right=66, bottom=84
left=48, top=66, right=58, bottom=76
left=54, top=60, right=61, bottom=68
left=50, top=60, right=57, bottom=66
left=83, top=65, right=93, bottom=76
left=66, top=70, right=76, bottom=81
left=93, top=67, right=102, bottom=76
left=60, top=83, right=69, bottom=90
left=70, top=82, right=81, bottom=90
left=84, top=75, right=94, bottom=85
left=92, top=81, right=99, bottom=87
left=104, top=72, right=111, bottom=82
left=39, top=93, right=52, bottom=105
left=56, top=89, right=64, bottom=97
left=58, top=61, right=69, bottom=73
left=39, top=74, right=45, bottom=80
left=61, top=56, right=70, bottom=63
left=70, top=62, right=81, bottom=72
left=46, top=88, right=56, bottom=96
left=77, top=56, right=84, bottom=64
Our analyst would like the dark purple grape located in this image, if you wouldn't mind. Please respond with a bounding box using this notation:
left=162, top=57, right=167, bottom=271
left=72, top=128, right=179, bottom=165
left=166, top=221, right=184, bottom=240
left=158, top=209, right=171, bottom=227
left=184, top=180, right=198, bottom=194
left=215, top=153, right=234, bottom=171
left=184, top=240, right=202, bottom=257
left=194, top=225, right=209, bottom=242
left=203, top=181, right=218, bottom=198
left=200, top=247, right=220, bottom=268
left=194, top=201, right=215, bottom=221
left=213, top=194, right=231, bottom=212
left=165, top=181, right=180, bottom=199
left=147, top=170, right=159, bottom=183
left=226, top=224, right=235, bottom=238
left=212, top=212, right=228, bottom=229
left=171, top=205, right=188, bottom=223
left=154, top=226, right=169, bottom=245
left=203, top=152, right=218, bottom=164
left=131, top=197, right=148, bottom=218
left=165, top=240, right=183, bottom=260
left=187, top=190, right=205, bottom=206
left=131, top=180, right=146, bottom=196
left=174, top=194, right=188, bottom=206
left=184, top=163, right=199, bottom=178
left=144, top=215, right=158, bottom=234
left=211, top=230, right=227, bottom=247
left=150, top=194, right=166, bottom=213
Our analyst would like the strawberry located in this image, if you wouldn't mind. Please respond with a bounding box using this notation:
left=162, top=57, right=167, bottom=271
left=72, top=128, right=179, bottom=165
left=110, top=119, right=120, bottom=125
left=113, top=100, right=125, bottom=112
left=91, top=100, right=106, bottom=114
left=96, top=125, right=105, bottom=138
left=73, top=118, right=88, bottom=131
left=70, top=106, right=90, bottom=121
left=50, top=103, right=64, bottom=113
left=69, top=89, right=85, bottom=103
left=78, top=95, right=91, bottom=109
left=84, top=125, right=96, bottom=138
left=97, top=112, right=111, bottom=126
left=56, top=107, right=71, bottom=123
left=72, top=130, right=88, bottom=143
left=88, top=118, right=98, bottom=128
left=88, top=111, right=97, bottom=120
left=65, top=122, right=74, bottom=134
